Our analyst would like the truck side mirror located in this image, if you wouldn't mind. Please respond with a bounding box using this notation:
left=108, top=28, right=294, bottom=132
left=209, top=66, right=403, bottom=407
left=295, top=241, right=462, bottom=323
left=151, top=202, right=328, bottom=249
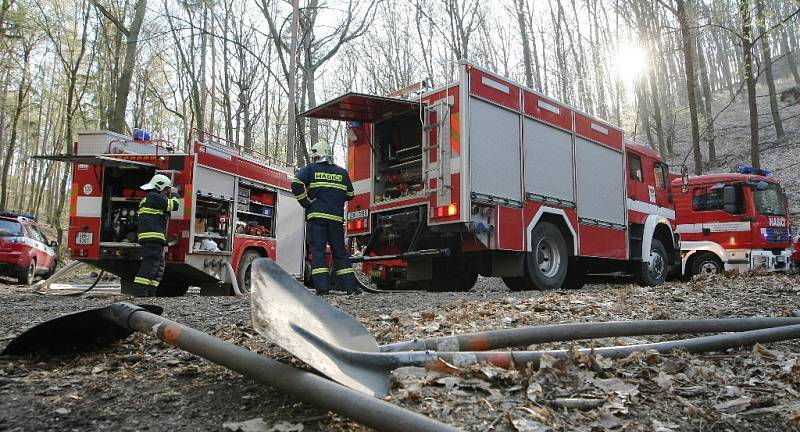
left=680, top=166, right=689, bottom=193
left=723, top=186, right=738, bottom=213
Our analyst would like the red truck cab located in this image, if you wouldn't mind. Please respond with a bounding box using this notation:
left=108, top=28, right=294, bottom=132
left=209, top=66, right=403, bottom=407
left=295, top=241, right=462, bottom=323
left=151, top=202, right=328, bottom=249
left=671, top=166, right=793, bottom=276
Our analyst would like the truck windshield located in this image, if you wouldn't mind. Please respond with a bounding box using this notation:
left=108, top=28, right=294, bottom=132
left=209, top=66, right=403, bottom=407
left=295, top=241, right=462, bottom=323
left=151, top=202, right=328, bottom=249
left=753, top=183, right=786, bottom=215
left=0, top=220, right=22, bottom=237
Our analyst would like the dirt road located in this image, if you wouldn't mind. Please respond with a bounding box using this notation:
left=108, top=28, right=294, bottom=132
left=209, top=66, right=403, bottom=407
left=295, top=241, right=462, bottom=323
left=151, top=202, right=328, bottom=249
left=1, top=272, right=799, bottom=431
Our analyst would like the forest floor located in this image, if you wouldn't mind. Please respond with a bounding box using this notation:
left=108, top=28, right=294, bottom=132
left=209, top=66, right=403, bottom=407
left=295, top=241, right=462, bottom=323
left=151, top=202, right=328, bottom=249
left=1, top=271, right=800, bottom=431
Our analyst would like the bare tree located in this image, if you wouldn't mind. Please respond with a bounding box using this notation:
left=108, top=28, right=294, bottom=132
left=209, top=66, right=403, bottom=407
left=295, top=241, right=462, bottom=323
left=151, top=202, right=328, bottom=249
left=740, top=0, right=761, bottom=168
left=91, top=0, right=147, bottom=134
left=755, top=0, right=784, bottom=141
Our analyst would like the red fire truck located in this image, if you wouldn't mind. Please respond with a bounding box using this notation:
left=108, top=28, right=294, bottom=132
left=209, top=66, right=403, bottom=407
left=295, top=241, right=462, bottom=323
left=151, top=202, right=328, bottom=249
left=39, top=129, right=306, bottom=295
left=671, top=166, right=793, bottom=277
left=303, top=62, right=680, bottom=291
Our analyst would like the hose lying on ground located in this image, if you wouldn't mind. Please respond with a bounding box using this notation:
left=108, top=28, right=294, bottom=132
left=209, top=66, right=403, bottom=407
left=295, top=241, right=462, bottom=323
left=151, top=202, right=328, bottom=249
left=34, top=270, right=105, bottom=297
left=381, top=317, right=800, bottom=352
left=296, top=322, right=800, bottom=372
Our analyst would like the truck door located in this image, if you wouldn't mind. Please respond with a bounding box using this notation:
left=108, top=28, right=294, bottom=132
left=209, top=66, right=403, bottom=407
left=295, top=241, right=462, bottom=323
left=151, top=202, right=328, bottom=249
left=652, top=162, right=672, bottom=212
left=626, top=152, right=648, bottom=204
left=423, top=97, right=452, bottom=208
left=692, top=184, right=751, bottom=250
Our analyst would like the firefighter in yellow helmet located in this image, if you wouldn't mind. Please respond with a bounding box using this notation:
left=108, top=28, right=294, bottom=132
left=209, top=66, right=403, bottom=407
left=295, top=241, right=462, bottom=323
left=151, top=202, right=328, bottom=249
left=292, top=141, right=360, bottom=295
left=129, top=174, right=180, bottom=297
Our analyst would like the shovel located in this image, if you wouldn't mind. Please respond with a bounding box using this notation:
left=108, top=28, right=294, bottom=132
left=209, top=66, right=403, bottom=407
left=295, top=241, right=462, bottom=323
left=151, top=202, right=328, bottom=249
left=250, top=258, right=800, bottom=397
left=1, top=302, right=458, bottom=432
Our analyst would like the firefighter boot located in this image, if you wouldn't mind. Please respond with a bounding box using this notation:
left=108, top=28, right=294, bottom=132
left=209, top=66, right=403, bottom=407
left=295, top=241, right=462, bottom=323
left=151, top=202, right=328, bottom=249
left=129, top=282, right=153, bottom=297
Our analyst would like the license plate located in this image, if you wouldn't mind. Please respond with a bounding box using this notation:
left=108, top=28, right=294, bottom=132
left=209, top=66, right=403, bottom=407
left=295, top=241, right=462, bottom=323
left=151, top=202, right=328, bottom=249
left=347, top=209, right=368, bottom=220
left=75, top=232, right=93, bottom=245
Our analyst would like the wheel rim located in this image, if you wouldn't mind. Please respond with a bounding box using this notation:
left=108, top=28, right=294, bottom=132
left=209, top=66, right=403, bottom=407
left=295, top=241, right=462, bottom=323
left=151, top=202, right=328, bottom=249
left=699, top=261, right=719, bottom=274
left=648, top=250, right=665, bottom=279
left=536, top=236, right=561, bottom=278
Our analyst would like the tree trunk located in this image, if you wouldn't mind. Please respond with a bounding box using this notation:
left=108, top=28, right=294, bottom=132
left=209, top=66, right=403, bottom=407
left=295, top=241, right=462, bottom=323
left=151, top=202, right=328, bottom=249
left=514, top=0, right=534, bottom=88
left=778, top=22, right=800, bottom=85
left=755, top=0, right=784, bottom=141
left=108, top=0, right=147, bottom=134
left=695, top=31, right=716, bottom=164
left=0, top=43, right=32, bottom=210
left=676, top=0, right=703, bottom=175
left=740, top=0, right=761, bottom=168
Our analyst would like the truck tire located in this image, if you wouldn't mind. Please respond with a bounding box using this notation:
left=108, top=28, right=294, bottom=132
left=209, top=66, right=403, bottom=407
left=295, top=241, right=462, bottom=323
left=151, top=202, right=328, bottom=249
left=690, top=252, right=723, bottom=277
left=17, top=260, right=35, bottom=285
left=525, top=222, right=568, bottom=290
left=237, top=250, right=264, bottom=294
left=120, top=277, right=136, bottom=295
left=429, top=257, right=478, bottom=292
left=156, top=283, right=190, bottom=297
left=634, top=239, right=668, bottom=287
left=561, top=258, right=587, bottom=290
left=502, top=276, right=532, bottom=291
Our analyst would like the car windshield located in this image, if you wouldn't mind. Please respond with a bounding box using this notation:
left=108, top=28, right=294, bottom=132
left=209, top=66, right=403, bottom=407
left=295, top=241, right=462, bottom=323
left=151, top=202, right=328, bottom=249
left=0, top=220, right=22, bottom=237
left=753, top=183, right=787, bottom=216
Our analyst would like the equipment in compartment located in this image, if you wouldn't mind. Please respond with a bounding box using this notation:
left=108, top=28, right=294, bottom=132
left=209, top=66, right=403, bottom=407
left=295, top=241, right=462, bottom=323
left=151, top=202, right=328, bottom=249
left=374, top=111, right=424, bottom=202
left=235, top=181, right=276, bottom=238
left=194, top=196, right=231, bottom=252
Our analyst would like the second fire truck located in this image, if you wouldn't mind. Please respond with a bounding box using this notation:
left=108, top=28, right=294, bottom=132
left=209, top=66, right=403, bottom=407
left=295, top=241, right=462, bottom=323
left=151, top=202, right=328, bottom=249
left=40, top=129, right=306, bottom=296
left=303, top=61, right=680, bottom=291
left=671, top=166, right=793, bottom=277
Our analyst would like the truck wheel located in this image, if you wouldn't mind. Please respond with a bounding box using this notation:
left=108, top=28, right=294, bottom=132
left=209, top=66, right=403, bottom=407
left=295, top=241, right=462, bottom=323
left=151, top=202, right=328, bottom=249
left=634, top=239, right=668, bottom=287
left=120, top=278, right=136, bottom=295
left=525, top=222, right=568, bottom=290
left=17, top=261, right=35, bottom=285
left=156, top=283, right=189, bottom=297
left=429, top=257, right=478, bottom=292
left=237, top=250, right=264, bottom=294
left=561, top=258, right=587, bottom=290
left=502, top=276, right=532, bottom=291
left=690, top=253, right=723, bottom=277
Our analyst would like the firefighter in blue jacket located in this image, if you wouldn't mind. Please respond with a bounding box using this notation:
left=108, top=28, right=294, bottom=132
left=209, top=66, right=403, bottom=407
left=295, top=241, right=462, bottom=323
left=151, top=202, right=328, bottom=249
left=292, top=141, right=360, bottom=295
left=131, top=174, right=180, bottom=297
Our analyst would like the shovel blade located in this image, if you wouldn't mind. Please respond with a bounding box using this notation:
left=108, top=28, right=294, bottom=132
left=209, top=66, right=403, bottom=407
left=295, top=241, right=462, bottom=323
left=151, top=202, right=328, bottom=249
left=250, top=259, right=390, bottom=396
left=1, top=304, right=163, bottom=356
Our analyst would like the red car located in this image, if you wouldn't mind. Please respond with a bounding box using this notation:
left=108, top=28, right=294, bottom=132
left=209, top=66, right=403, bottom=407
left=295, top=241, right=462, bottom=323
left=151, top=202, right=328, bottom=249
left=0, top=213, right=58, bottom=284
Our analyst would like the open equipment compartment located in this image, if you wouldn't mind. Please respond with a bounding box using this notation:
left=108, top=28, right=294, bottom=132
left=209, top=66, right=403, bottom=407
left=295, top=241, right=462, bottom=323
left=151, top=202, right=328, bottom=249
left=193, top=195, right=231, bottom=252
left=373, top=110, right=424, bottom=203
left=235, top=179, right=276, bottom=239
left=100, top=165, right=155, bottom=243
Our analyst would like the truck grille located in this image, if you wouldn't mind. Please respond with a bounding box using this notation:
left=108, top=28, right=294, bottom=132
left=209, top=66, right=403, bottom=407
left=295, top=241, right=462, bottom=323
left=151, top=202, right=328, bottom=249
left=761, top=227, right=790, bottom=242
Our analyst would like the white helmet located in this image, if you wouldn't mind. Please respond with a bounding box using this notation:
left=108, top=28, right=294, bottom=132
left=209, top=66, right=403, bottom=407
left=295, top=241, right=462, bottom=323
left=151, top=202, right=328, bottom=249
left=141, top=174, right=173, bottom=192
left=311, top=140, right=332, bottom=161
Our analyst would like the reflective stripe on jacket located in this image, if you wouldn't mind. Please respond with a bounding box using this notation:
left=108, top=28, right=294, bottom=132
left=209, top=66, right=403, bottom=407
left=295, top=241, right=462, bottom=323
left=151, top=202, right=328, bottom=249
left=137, top=192, right=179, bottom=245
left=291, top=161, right=354, bottom=222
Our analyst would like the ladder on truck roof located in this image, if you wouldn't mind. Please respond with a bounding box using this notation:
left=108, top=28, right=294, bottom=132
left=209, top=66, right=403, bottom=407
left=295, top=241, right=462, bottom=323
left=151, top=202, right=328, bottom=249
left=189, top=128, right=294, bottom=174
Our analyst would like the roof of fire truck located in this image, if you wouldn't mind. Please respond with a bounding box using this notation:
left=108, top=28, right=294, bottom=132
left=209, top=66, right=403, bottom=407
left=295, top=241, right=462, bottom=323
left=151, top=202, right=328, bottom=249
left=624, top=140, right=663, bottom=161
left=670, top=166, right=778, bottom=187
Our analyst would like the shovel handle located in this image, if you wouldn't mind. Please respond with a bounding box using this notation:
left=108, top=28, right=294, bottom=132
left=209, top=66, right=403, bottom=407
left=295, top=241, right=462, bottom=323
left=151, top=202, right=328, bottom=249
left=110, top=303, right=457, bottom=432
